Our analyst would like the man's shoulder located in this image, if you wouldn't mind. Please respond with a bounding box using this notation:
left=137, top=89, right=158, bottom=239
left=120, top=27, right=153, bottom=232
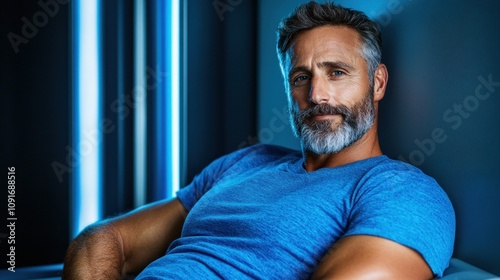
left=357, top=158, right=452, bottom=212
left=367, top=155, right=427, bottom=174
left=361, top=156, right=441, bottom=188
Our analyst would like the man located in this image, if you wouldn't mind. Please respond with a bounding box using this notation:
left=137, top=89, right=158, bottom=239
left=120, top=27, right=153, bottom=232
left=63, top=2, right=455, bottom=279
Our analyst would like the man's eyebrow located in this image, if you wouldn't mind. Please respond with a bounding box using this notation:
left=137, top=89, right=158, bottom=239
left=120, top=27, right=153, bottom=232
left=317, top=61, right=355, bottom=71
left=288, top=66, right=310, bottom=80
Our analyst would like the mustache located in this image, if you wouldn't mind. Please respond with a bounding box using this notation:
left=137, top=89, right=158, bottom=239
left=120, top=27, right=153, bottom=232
left=296, top=103, right=351, bottom=121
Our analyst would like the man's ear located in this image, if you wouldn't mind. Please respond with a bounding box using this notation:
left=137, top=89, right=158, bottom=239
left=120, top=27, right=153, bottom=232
left=373, top=64, right=388, bottom=102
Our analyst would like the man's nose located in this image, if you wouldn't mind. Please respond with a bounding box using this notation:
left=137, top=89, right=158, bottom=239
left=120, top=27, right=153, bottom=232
left=308, top=76, right=330, bottom=104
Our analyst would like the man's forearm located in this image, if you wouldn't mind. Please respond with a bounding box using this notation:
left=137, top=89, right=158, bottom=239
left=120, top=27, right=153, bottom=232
left=62, top=222, right=125, bottom=279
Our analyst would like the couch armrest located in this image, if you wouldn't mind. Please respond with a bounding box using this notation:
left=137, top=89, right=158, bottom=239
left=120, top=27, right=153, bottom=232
left=440, top=258, right=500, bottom=280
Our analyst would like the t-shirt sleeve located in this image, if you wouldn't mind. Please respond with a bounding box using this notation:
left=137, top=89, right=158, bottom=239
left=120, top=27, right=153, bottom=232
left=175, top=155, right=231, bottom=211
left=175, top=145, right=266, bottom=211
left=344, top=168, right=456, bottom=277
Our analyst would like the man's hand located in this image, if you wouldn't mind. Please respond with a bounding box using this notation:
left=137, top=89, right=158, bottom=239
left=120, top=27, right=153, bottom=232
left=62, top=198, right=187, bottom=279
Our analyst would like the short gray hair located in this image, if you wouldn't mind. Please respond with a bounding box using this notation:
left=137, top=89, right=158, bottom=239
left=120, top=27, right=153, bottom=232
left=277, top=1, right=382, bottom=84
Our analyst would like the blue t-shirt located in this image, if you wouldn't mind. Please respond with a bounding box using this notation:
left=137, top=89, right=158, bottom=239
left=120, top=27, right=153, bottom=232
left=137, top=144, right=455, bottom=279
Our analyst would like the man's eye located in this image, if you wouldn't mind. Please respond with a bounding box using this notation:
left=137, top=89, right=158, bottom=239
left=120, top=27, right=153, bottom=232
left=293, top=76, right=310, bottom=86
left=331, top=71, right=344, bottom=77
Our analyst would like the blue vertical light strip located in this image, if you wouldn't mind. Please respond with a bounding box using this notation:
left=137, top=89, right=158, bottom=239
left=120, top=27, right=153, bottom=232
left=71, top=0, right=102, bottom=237
left=155, top=0, right=167, bottom=200
left=117, top=0, right=125, bottom=210
left=153, top=0, right=180, bottom=200
left=148, top=0, right=180, bottom=201
left=71, top=0, right=80, bottom=238
left=169, top=0, right=181, bottom=198
left=180, top=0, right=188, bottom=189
left=134, top=0, right=147, bottom=208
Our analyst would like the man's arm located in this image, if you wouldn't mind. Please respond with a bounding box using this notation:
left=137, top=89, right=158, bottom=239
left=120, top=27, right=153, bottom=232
left=311, top=235, right=433, bottom=280
left=62, top=198, right=187, bottom=279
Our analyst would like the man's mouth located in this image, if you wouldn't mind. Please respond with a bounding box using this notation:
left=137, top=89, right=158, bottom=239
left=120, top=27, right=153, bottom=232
left=311, top=114, right=342, bottom=121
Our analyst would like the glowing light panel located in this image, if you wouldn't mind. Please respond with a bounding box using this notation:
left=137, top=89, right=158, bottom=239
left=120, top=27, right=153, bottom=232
left=156, top=0, right=181, bottom=200
left=134, top=0, right=147, bottom=208
left=72, top=0, right=102, bottom=237
left=169, top=0, right=181, bottom=198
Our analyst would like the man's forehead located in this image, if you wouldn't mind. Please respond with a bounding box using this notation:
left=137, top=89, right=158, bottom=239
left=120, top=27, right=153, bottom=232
left=284, top=25, right=363, bottom=69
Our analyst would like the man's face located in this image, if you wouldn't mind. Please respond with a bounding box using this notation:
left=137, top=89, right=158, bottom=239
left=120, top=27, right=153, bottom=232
left=283, top=25, right=376, bottom=154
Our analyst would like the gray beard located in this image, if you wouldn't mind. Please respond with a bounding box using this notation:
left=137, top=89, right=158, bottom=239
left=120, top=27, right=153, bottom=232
left=290, top=90, right=376, bottom=155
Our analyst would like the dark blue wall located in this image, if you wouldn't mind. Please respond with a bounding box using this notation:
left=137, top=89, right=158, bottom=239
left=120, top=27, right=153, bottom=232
left=1, top=0, right=71, bottom=268
left=185, top=0, right=257, bottom=181
left=258, top=0, right=500, bottom=275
